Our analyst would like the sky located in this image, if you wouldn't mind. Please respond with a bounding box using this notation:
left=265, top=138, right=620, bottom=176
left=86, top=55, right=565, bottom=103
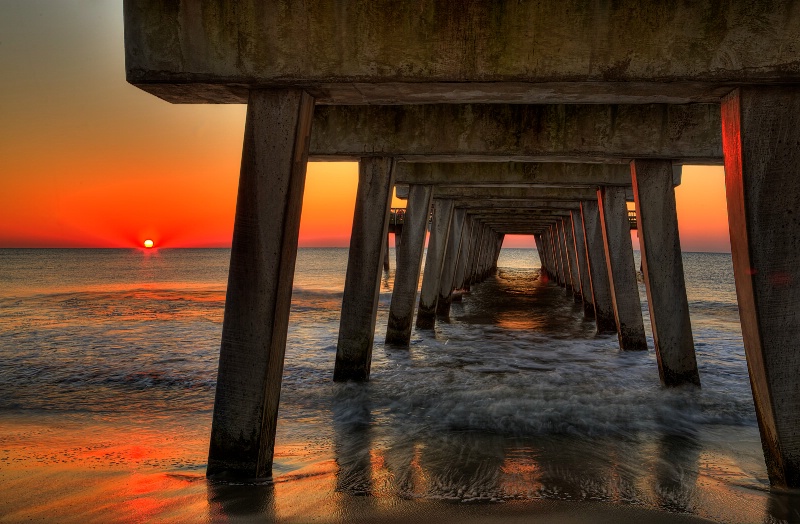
left=0, top=1, right=731, bottom=252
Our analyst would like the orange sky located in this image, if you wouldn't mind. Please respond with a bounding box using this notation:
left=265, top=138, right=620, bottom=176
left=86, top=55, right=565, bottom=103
left=0, top=1, right=731, bottom=252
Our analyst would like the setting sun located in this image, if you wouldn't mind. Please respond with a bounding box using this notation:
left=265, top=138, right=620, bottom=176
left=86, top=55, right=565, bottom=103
left=143, top=239, right=154, bottom=248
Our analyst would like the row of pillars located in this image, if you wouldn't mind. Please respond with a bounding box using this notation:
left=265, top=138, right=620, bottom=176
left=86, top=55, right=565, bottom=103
left=207, top=87, right=800, bottom=491
left=535, top=163, right=700, bottom=391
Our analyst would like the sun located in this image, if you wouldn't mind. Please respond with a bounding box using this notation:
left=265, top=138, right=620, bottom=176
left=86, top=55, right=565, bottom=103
left=143, top=239, right=154, bottom=248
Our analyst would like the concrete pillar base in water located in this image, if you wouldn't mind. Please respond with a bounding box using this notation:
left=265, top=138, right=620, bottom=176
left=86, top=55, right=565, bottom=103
left=632, top=160, right=700, bottom=387
left=436, top=208, right=465, bottom=321
left=417, top=200, right=454, bottom=329
left=581, top=201, right=617, bottom=334
left=722, top=87, right=800, bottom=488
left=207, top=89, right=314, bottom=480
left=598, top=187, right=647, bottom=351
left=334, top=158, right=396, bottom=382
left=386, top=185, right=433, bottom=346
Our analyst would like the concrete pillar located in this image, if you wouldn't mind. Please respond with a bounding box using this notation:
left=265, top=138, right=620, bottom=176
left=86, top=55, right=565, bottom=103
left=208, top=89, right=314, bottom=480
left=581, top=200, right=617, bottom=334
left=437, top=208, right=466, bottom=318
left=598, top=186, right=648, bottom=351
left=417, top=199, right=455, bottom=328
left=558, top=220, right=574, bottom=292
left=383, top=234, right=391, bottom=272
left=721, top=87, right=800, bottom=488
left=386, top=185, right=433, bottom=346
left=631, top=160, right=700, bottom=387
left=467, top=224, right=484, bottom=285
left=534, top=233, right=546, bottom=276
left=564, top=215, right=583, bottom=302
left=571, top=209, right=595, bottom=319
left=545, top=228, right=559, bottom=282
left=453, top=216, right=473, bottom=291
left=334, top=157, right=396, bottom=382
left=551, top=225, right=566, bottom=286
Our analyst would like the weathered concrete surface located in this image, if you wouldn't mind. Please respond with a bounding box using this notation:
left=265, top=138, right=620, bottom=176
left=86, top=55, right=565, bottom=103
left=581, top=200, right=617, bottom=334
left=571, top=210, right=595, bottom=319
left=558, top=221, right=574, bottom=292
left=437, top=209, right=466, bottom=318
left=632, top=160, right=700, bottom=387
left=395, top=163, right=639, bottom=186
left=125, top=1, right=800, bottom=104
left=598, top=187, right=647, bottom=351
left=417, top=200, right=455, bottom=329
left=552, top=225, right=566, bottom=287
left=309, top=104, right=722, bottom=164
left=208, top=90, right=314, bottom=480
left=456, top=201, right=581, bottom=210
left=334, top=158, right=396, bottom=382
left=721, top=87, right=800, bottom=488
left=386, top=185, right=433, bottom=346
left=563, top=216, right=583, bottom=302
left=424, top=186, right=600, bottom=200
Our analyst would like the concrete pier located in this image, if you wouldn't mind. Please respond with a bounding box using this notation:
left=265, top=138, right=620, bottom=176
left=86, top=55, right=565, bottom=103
left=557, top=221, right=574, bottom=293
left=417, top=199, right=455, bottom=329
left=334, top=158, right=396, bottom=382
left=581, top=200, right=617, bottom=334
left=453, top=217, right=474, bottom=292
left=386, top=185, right=433, bottom=346
left=631, top=160, right=700, bottom=387
left=436, top=209, right=466, bottom=318
left=721, top=87, right=800, bottom=488
left=598, top=187, right=647, bottom=351
left=571, top=210, right=595, bottom=318
left=207, top=90, right=314, bottom=480
left=550, top=226, right=566, bottom=286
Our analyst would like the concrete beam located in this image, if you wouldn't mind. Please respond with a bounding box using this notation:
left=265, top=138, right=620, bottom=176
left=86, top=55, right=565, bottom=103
left=309, top=104, right=722, bottom=164
left=395, top=163, right=641, bottom=186
left=125, top=1, right=800, bottom=104
left=398, top=186, right=601, bottom=200
left=456, top=200, right=582, bottom=210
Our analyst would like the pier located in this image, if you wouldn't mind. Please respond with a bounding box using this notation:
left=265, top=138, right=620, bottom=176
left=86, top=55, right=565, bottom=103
left=124, top=1, right=800, bottom=489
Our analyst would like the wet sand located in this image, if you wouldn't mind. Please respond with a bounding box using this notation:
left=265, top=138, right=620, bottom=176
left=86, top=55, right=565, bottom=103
left=0, top=413, right=785, bottom=523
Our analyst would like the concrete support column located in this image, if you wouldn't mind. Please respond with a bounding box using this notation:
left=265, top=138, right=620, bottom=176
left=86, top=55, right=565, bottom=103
left=551, top=225, right=566, bottom=286
left=558, top=220, right=574, bottom=292
left=453, top=216, right=473, bottom=291
left=632, top=160, right=700, bottom=387
left=437, top=208, right=466, bottom=318
left=547, top=227, right=560, bottom=283
left=571, top=209, right=595, bottom=319
left=564, top=215, right=583, bottom=302
left=417, top=199, right=455, bottom=329
left=334, top=157, right=396, bottom=382
left=534, top=233, right=546, bottom=277
left=581, top=200, right=617, bottom=334
left=468, top=223, right=485, bottom=285
left=386, top=185, right=434, bottom=346
left=208, top=89, right=315, bottom=480
left=598, top=187, right=647, bottom=351
left=721, top=87, right=800, bottom=488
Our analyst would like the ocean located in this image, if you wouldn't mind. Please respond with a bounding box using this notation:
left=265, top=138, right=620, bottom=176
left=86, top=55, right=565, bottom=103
left=0, top=248, right=794, bottom=523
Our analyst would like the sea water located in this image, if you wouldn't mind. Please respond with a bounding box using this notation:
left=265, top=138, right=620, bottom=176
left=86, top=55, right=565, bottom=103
left=0, top=248, right=795, bottom=522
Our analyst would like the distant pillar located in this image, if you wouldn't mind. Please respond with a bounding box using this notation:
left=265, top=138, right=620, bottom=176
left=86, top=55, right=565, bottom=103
left=598, top=187, right=647, bottom=351
left=571, top=210, right=595, bottom=319
left=534, top=233, right=546, bottom=276
left=454, top=217, right=474, bottom=292
left=334, top=157, right=396, bottom=382
left=581, top=200, right=617, bottom=334
left=564, top=215, right=583, bottom=303
left=437, top=208, right=466, bottom=318
left=557, top=220, right=574, bottom=292
left=632, top=160, right=700, bottom=387
left=551, top=225, right=566, bottom=286
left=208, top=89, right=314, bottom=480
left=417, top=199, right=455, bottom=329
left=383, top=233, right=391, bottom=272
left=721, top=87, right=800, bottom=488
left=386, top=185, right=433, bottom=346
